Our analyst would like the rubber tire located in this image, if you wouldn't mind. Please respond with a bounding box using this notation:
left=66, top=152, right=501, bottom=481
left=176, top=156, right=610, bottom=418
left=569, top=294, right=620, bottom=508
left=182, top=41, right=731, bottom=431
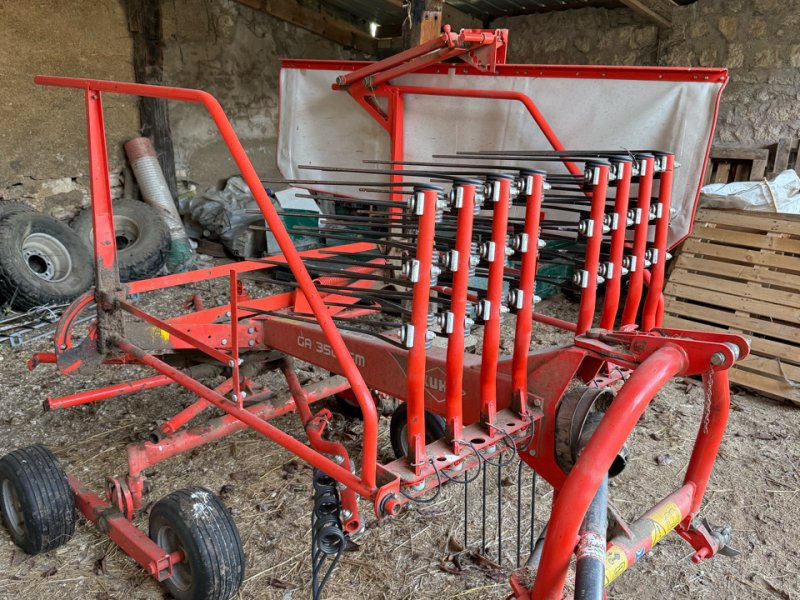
left=71, top=198, right=170, bottom=282
left=332, top=388, right=380, bottom=420
left=0, top=212, right=94, bottom=310
left=0, top=445, right=76, bottom=555
left=0, top=201, right=35, bottom=220
left=149, top=487, right=245, bottom=600
left=390, top=403, right=447, bottom=460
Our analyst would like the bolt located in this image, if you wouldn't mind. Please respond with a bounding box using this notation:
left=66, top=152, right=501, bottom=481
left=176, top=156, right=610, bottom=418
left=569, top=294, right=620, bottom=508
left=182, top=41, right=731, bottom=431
left=221, top=339, right=228, bottom=346
left=341, top=509, right=352, bottom=520
left=533, top=398, right=543, bottom=408
left=248, top=339, right=255, bottom=347
left=248, top=327, right=255, bottom=334
left=710, top=351, right=726, bottom=366
left=228, top=360, right=236, bottom=368
left=333, top=455, right=345, bottom=464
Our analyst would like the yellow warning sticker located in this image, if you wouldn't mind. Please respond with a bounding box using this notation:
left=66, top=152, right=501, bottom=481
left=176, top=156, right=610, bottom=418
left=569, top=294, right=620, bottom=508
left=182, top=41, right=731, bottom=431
left=647, top=501, right=683, bottom=548
left=159, top=328, right=170, bottom=342
left=604, top=545, right=628, bottom=586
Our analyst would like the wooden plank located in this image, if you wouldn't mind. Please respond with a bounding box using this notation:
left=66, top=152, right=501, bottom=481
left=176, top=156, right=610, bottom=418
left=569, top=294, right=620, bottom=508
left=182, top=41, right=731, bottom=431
left=669, top=269, right=800, bottom=309
left=690, top=226, right=800, bottom=255
left=738, top=355, right=800, bottom=383
left=682, top=239, right=800, bottom=273
left=772, top=137, right=791, bottom=175
left=619, top=0, right=675, bottom=27
left=750, top=157, right=768, bottom=180
left=709, top=146, right=769, bottom=160
left=673, top=255, right=800, bottom=289
left=712, top=161, right=731, bottom=183
left=729, top=369, right=800, bottom=405
left=234, top=0, right=378, bottom=55
left=665, top=282, right=800, bottom=326
left=696, top=209, right=800, bottom=236
left=663, top=299, right=800, bottom=343
left=794, top=139, right=800, bottom=174
left=663, top=315, right=800, bottom=365
left=710, top=148, right=770, bottom=161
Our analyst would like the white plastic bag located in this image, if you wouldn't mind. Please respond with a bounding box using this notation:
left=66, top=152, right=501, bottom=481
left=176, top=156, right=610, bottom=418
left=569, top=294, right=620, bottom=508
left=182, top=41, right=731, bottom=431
left=699, top=169, right=800, bottom=214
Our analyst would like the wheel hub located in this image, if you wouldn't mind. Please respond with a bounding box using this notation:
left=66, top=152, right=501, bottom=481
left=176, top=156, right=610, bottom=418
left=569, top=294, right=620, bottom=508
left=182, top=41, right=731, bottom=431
left=1, top=479, right=25, bottom=537
left=21, top=232, right=73, bottom=282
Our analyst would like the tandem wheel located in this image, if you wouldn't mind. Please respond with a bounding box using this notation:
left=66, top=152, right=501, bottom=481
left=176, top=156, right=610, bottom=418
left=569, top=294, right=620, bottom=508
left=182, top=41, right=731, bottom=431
left=389, top=403, right=446, bottom=459
left=149, top=487, right=245, bottom=600
left=0, top=444, right=76, bottom=555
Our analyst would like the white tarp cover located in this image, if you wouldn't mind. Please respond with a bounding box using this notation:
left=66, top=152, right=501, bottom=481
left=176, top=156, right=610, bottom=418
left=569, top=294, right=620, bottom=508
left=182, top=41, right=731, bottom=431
left=278, top=65, right=724, bottom=248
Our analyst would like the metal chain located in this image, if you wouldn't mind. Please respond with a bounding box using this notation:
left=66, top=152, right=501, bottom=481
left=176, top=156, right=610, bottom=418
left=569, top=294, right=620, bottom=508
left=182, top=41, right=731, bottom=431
left=703, top=366, right=714, bottom=434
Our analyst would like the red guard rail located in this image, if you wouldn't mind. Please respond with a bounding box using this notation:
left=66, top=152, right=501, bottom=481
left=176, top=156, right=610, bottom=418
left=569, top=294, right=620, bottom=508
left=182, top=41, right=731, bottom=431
left=33, top=75, right=380, bottom=491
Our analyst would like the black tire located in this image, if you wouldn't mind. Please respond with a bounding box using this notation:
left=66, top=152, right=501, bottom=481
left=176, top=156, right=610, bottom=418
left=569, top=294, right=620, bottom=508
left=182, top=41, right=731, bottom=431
left=0, top=200, right=35, bottom=220
left=72, top=198, right=170, bottom=282
left=149, top=487, right=245, bottom=600
left=332, top=388, right=380, bottom=420
left=390, top=403, right=447, bottom=460
left=0, top=445, right=75, bottom=555
left=0, top=212, right=94, bottom=310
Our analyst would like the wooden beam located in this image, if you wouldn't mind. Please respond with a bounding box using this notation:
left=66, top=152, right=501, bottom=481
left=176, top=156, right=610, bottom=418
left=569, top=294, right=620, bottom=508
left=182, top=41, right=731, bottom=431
left=619, top=0, right=676, bottom=28
left=234, top=0, right=377, bottom=55
left=123, top=0, right=179, bottom=203
left=403, top=0, right=444, bottom=49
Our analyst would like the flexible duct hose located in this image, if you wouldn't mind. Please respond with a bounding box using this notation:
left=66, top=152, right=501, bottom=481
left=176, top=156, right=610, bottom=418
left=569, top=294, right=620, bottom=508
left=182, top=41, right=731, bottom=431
left=124, top=137, right=193, bottom=272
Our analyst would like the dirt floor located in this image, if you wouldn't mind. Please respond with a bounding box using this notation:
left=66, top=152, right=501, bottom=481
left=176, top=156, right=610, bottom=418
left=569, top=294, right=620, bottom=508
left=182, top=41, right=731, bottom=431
left=0, top=284, right=798, bottom=600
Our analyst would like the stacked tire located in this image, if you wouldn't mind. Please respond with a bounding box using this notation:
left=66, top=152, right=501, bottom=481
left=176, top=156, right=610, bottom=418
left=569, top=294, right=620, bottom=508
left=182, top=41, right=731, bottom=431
left=0, top=202, right=93, bottom=310
left=0, top=199, right=170, bottom=311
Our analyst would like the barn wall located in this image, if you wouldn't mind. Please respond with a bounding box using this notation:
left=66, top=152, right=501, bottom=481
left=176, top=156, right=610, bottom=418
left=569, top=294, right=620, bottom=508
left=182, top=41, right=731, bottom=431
left=496, top=0, right=800, bottom=147
left=0, top=0, right=137, bottom=218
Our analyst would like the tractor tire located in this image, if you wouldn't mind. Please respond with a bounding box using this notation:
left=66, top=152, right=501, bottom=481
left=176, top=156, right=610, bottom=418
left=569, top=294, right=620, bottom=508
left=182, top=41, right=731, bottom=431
left=0, top=445, right=76, bottom=555
left=0, top=212, right=94, bottom=310
left=149, top=487, right=245, bottom=600
left=389, top=403, right=447, bottom=460
left=71, top=198, right=170, bottom=282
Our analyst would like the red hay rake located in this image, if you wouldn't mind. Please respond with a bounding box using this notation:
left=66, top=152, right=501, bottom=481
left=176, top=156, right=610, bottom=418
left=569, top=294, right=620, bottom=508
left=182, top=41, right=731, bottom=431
left=0, top=28, right=746, bottom=599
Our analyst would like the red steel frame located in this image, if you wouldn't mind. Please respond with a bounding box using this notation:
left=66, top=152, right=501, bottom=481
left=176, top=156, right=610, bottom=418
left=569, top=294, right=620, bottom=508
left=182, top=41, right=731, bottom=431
left=27, top=28, right=743, bottom=600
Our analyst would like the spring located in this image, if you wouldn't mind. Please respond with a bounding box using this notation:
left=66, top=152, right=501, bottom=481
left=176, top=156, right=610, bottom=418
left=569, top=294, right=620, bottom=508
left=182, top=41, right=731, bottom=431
left=311, top=468, right=347, bottom=600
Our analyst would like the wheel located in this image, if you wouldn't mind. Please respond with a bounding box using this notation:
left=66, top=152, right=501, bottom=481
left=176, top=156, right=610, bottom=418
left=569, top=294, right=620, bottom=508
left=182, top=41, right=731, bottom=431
left=0, top=212, right=94, bottom=310
left=149, top=487, right=245, bottom=600
left=331, top=388, right=382, bottom=419
left=0, top=200, right=35, bottom=220
left=390, top=403, right=447, bottom=460
left=0, top=445, right=75, bottom=555
left=72, top=198, right=170, bottom=282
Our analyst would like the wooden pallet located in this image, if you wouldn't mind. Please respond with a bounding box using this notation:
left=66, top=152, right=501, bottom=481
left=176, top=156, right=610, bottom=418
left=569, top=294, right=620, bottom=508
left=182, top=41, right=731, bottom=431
left=702, top=147, right=769, bottom=186
left=664, top=208, right=800, bottom=405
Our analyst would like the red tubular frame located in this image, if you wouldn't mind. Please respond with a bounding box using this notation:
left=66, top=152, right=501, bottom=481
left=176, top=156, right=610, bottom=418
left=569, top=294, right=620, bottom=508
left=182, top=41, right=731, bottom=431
left=30, top=40, right=743, bottom=598
left=444, top=182, right=477, bottom=448
left=405, top=188, right=439, bottom=471
left=600, top=160, right=633, bottom=330
left=622, top=155, right=655, bottom=326
left=511, top=172, right=545, bottom=411
left=576, top=164, right=610, bottom=334
left=642, top=154, right=675, bottom=330
left=530, top=345, right=687, bottom=598
left=35, top=75, right=379, bottom=491
left=479, top=177, right=512, bottom=427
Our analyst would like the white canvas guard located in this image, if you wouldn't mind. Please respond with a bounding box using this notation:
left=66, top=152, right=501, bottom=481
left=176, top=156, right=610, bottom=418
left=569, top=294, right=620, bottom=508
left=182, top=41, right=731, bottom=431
left=278, top=64, right=725, bottom=248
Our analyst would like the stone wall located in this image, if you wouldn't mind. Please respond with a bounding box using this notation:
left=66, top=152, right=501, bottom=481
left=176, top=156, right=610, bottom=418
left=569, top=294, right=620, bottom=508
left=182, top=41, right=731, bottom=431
left=161, top=0, right=367, bottom=190
left=0, top=0, right=137, bottom=218
left=496, top=0, right=800, bottom=146
left=0, top=0, right=368, bottom=216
